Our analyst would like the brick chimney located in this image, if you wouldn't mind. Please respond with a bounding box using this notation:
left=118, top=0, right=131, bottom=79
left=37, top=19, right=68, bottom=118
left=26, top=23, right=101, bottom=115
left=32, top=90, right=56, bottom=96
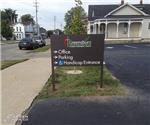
left=140, top=0, right=143, bottom=4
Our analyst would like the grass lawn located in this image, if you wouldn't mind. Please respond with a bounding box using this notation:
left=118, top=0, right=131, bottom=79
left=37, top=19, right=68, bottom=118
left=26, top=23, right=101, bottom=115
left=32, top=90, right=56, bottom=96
left=32, top=45, right=50, bottom=52
left=37, top=66, right=126, bottom=99
left=1, top=59, right=28, bottom=70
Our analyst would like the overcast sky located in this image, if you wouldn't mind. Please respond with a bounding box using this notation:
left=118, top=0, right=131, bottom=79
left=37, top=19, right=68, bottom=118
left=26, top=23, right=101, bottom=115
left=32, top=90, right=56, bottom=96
left=0, top=0, right=150, bottom=30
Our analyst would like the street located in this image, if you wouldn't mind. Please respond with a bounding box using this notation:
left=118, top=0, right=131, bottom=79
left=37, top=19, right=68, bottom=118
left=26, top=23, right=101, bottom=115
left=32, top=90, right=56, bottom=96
left=1, top=39, right=50, bottom=61
left=21, top=44, right=150, bottom=125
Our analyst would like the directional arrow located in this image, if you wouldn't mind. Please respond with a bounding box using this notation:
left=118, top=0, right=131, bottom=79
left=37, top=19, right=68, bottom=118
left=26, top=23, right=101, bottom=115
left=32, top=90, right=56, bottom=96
left=54, top=61, right=58, bottom=64
left=54, top=56, right=58, bottom=59
left=54, top=50, right=58, bottom=54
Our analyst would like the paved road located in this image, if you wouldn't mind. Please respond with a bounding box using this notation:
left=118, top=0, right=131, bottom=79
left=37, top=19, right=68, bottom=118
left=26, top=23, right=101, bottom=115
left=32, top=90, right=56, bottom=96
left=21, top=44, right=150, bottom=125
left=1, top=39, right=50, bottom=61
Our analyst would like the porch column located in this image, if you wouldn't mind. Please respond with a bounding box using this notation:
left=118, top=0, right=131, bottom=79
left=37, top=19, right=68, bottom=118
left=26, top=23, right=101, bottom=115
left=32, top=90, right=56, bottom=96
left=98, top=23, right=101, bottom=34
left=105, top=20, right=108, bottom=39
left=139, top=22, right=143, bottom=37
left=93, top=24, right=95, bottom=34
left=94, top=24, right=97, bottom=34
left=116, top=21, right=119, bottom=38
left=128, top=21, right=131, bottom=38
left=105, top=21, right=108, bottom=39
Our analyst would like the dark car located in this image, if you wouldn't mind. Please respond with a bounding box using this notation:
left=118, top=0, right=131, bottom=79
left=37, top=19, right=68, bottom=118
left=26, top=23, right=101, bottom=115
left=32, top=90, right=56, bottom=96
left=18, top=38, right=39, bottom=50
left=33, top=36, right=46, bottom=47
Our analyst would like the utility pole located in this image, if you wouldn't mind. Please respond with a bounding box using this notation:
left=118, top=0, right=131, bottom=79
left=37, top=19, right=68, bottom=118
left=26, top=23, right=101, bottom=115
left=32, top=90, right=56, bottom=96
left=60, top=23, right=63, bottom=31
left=54, top=16, right=56, bottom=30
left=34, top=0, right=40, bottom=36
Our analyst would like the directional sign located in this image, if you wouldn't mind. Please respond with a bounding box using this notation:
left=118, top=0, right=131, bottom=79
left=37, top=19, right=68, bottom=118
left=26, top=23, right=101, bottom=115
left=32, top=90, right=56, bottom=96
left=50, top=34, right=105, bottom=91
left=51, top=34, right=105, bottom=66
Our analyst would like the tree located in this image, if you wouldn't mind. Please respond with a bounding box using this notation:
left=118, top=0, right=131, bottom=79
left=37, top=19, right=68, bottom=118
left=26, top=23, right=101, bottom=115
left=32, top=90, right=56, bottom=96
left=21, top=14, right=35, bottom=25
left=1, top=8, right=17, bottom=40
left=47, top=30, right=53, bottom=37
left=64, top=0, right=87, bottom=35
left=40, top=27, right=47, bottom=34
left=1, top=21, right=13, bottom=40
left=70, top=7, right=87, bottom=35
left=1, top=8, right=18, bottom=24
left=75, top=0, right=82, bottom=6
left=54, top=29, right=64, bottom=35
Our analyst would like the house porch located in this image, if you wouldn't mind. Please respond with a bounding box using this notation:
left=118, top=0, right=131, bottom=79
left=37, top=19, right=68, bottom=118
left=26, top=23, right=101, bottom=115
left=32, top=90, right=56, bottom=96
left=88, top=19, right=143, bottom=40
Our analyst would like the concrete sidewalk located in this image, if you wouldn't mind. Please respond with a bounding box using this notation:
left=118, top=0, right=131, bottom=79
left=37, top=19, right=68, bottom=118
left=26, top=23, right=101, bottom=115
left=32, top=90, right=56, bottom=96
left=1, top=58, right=51, bottom=125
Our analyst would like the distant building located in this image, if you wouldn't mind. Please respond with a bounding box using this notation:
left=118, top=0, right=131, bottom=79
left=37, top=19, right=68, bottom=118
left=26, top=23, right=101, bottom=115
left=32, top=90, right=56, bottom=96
left=24, top=24, right=35, bottom=38
left=13, top=23, right=25, bottom=40
left=40, top=27, right=47, bottom=38
left=87, top=0, right=150, bottom=41
left=13, top=23, right=40, bottom=40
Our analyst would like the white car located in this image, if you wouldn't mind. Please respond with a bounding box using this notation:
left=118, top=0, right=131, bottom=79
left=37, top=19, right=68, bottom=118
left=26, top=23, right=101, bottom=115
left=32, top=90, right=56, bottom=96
left=33, top=36, right=46, bottom=47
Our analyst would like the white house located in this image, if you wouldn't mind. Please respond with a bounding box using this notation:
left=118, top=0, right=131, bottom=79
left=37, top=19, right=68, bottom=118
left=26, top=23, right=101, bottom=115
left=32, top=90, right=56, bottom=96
left=24, top=24, right=35, bottom=38
left=87, top=0, right=150, bottom=41
left=13, top=23, right=38, bottom=40
left=13, top=23, right=25, bottom=40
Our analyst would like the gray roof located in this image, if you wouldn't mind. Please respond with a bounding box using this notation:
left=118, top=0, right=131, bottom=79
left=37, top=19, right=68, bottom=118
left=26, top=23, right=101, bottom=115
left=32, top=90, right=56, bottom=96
left=88, top=4, right=150, bottom=21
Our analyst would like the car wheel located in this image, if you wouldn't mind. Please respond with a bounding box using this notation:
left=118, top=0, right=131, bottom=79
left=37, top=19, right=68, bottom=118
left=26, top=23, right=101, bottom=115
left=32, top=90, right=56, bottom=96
left=19, top=47, right=22, bottom=50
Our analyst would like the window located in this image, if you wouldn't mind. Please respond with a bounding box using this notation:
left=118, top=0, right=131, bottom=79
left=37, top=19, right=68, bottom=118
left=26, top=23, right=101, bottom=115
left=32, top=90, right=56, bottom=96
left=19, top=34, right=21, bottom=39
left=16, top=34, right=18, bottom=38
left=16, top=27, right=18, bottom=32
left=20, top=27, right=21, bottom=32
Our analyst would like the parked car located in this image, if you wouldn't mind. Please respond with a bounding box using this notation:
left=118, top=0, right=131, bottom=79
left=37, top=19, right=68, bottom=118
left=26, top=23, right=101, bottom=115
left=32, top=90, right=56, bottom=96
left=33, top=36, right=46, bottom=47
left=18, top=38, right=39, bottom=50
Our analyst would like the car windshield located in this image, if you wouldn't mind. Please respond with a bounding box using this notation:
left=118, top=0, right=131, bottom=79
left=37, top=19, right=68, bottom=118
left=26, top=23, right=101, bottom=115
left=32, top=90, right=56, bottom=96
left=21, top=38, right=32, bottom=42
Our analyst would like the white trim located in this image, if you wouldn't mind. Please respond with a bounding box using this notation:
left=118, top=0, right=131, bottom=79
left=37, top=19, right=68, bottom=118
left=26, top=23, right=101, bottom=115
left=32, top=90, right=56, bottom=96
left=104, top=3, right=148, bottom=18
left=127, top=4, right=148, bottom=16
left=89, top=18, right=144, bottom=23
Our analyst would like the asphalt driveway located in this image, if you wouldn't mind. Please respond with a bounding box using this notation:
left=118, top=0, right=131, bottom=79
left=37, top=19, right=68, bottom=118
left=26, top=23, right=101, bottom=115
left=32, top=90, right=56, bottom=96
left=105, top=43, right=150, bottom=95
left=21, top=43, right=150, bottom=125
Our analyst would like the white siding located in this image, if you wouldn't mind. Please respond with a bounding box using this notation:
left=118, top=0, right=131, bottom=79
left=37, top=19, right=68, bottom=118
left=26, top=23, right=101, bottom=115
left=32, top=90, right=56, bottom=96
left=112, top=6, right=142, bottom=15
left=87, top=23, right=91, bottom=34
left=13, top=23, right=25, bottom=40
left=130, top=23, right=141, bottom=37
left=141, top=19, right=150, bottom=39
